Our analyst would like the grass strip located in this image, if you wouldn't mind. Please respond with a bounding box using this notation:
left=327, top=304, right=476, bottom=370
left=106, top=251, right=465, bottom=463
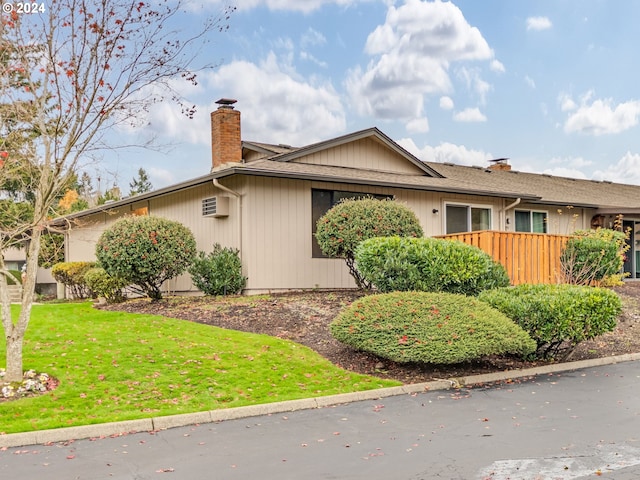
left=1, top=302, right=398, bottom=434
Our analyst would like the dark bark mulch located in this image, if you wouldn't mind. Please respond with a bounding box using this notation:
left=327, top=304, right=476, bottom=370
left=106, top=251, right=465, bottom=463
left=101, top=283, right=640, bottom=384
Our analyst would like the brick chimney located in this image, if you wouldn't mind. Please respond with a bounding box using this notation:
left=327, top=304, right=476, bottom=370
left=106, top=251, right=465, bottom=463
left=211, top=98, right=242, bottom=170
left=487, top=158, right=511, bottom=171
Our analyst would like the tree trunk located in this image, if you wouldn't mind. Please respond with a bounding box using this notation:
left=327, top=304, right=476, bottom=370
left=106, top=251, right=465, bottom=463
left=4, top=330, right=23, bottom=382
left=1, top=230, right=41, bottom=383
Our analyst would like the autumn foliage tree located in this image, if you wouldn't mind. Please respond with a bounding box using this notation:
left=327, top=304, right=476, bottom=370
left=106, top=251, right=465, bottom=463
left=0, top=0, right=234, bottom=382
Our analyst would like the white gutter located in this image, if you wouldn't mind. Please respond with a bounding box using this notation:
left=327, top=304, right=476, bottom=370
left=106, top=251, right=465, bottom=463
left=503, top=198, right=522, bottom=212
left=212, top=179, right=243, bottom=263
left=502, top=198, right=521, bottom=230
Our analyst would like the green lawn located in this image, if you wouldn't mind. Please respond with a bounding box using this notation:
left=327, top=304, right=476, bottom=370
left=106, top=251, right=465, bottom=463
left=0, top=302, right=399, bottom=434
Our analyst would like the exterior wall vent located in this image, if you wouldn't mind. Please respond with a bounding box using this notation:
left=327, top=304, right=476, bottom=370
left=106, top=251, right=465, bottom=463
left=202, top=196, right=229, bottom=217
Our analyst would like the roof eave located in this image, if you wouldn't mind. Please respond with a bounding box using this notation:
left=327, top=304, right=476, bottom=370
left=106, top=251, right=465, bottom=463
left=221, top=166, right=539, bottom=200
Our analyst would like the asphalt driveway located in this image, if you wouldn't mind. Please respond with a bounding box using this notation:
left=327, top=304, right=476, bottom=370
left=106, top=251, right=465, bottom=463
left=2, top=359, right=640, bottom=479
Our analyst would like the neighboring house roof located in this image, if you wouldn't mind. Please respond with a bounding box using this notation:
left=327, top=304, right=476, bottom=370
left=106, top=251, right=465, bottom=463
left=427, top=162, right=640, bottom=210
left=52, top=127, right=640, bottom=224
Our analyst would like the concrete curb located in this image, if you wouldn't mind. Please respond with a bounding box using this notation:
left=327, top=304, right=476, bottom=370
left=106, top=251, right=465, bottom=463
left=3, top=353, right=640, bottom=449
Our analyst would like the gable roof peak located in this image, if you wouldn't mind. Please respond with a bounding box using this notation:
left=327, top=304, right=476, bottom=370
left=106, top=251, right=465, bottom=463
left=266, top=127, right=444, bottom=178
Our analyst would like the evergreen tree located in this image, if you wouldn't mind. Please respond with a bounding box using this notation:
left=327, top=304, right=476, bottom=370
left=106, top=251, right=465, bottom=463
left=129, top=167, right=153, bottom=196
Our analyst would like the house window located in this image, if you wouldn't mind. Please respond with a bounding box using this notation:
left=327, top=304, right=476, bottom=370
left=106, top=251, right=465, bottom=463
left=311, top=189, right=390, bottom=258
left=445, top=203, right=491, bottom=234
left=515, top=210, right=547, bottom=233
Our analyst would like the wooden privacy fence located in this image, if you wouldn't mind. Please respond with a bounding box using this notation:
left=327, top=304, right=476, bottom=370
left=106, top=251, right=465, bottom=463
left=436, top=230, right=571, bottom=285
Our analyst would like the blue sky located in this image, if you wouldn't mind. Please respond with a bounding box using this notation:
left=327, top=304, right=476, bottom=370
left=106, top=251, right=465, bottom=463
left=102, top=0, right=640, bottom=193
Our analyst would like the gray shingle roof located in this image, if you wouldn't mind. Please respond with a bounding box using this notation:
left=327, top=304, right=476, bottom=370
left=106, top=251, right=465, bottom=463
left=53, top=128, right=640, bottom=224
left=425, top=162, right=640, bottom=209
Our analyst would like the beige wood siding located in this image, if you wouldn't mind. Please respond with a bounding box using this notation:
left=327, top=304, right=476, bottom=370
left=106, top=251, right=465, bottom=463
left=293, top=137, right=425, bottom=175
left=64, top=173, right=598, bottom=295
left=66, top=180, right=245, bottom=294
left=239, top=177, right=511, bottom=292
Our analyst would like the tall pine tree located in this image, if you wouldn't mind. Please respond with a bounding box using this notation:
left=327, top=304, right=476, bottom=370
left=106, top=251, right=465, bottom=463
left=129, top=167, right=153, bottom=196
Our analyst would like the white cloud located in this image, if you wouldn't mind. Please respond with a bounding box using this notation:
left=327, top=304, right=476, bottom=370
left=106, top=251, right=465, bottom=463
left=347, top=0, right=494, bottom=124
left=592, top=152, right=640, bottom=185
left=549, top=156, right=593, bottom=168
left=202, top=0, right=375, bottom=13
left=204, top=53, right=346, bottom=145
left=558, top=93, right=577, bottom=112
left=564, top=97, right=640, bottom=135
left=453, top=108, right=487, bottom=122
left=457, top=67, right=492, bottom=104
left=300, top=51, right=328, bottom=68
left=147, top=167, right=177, bottom=187
left=301, top=27, right=327, bottom=48
left=130, top=53, right=345, bottom=148
left=398, top=138, right=493, bottom=166
left=526, top=16, right=552, bottom=31
left=406, top=117, right=429, bottom=134
left=439, top=96, right=454, bottom=110
left=490, top=59, right=505, bottom=73
left=524, top=75, right=536, bottom=89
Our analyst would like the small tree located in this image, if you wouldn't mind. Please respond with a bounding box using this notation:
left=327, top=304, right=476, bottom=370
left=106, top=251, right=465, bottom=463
left=315, top=198, right=423, bottom=288
left=0, top=0, right=234, bottom=382
left=96, top=216, right=196, bottom=300
left=129, top=167, right=153, bottom=196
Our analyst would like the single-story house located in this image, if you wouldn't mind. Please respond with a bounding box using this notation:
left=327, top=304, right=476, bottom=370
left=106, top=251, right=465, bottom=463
left=55, top=99, right=640, bottom=294
left=2, top=246, right=57, bottom=295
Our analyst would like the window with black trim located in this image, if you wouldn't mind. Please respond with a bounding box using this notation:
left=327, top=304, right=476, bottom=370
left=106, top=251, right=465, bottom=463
left=445, top=204, right=491, bottom=234
left=515, top=210, right=547, bottom=233
left=311, top=189, right=390, bottom=258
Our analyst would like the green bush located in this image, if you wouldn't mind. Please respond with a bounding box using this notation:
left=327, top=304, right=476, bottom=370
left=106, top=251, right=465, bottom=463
left=95, top=216, right=197, bottom=300
left=315, top=197, right=423, bottom=289
left=51, top=261, right=96, bottom=299
left=560, top=228, right=627, bottom=285
left=479, top=284, right=622, bottom=359
left=188, top=244, right=247, bottom=296
left=355, top=237, right=510, bottom=295
left=330, top=291, right=535, bottom=364
left=84, top=267, right=128, bottom=304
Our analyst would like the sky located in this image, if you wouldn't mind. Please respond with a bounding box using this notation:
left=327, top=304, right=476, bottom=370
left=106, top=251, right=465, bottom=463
left=99, top=0, right=640, bottom=194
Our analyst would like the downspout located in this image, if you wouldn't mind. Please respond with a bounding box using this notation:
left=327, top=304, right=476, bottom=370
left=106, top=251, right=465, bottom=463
left=212, top=179, right=243, bottom=263
left=502, top=198, right=521, bottom=230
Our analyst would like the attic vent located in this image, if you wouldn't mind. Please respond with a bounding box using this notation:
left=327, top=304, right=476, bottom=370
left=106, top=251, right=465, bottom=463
left=202, top=196, right=229, bottom=217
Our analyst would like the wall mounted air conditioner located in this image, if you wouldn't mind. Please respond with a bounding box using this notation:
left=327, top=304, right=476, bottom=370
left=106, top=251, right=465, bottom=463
left=202, top=196, right=229, bottom=217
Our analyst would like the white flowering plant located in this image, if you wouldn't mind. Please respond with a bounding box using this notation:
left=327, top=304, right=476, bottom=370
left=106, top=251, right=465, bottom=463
left=0, top=369, right=52, bottom=399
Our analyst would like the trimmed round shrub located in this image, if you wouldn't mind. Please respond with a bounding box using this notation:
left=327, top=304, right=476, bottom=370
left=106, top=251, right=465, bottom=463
left=84, top=267, right=128, bottom=304
left=51, top=261, right=96, bottom=299
left=96, top=216, right=197, bottom=300
left=315, top=197, right=423, bottom=289
left=188, top=243, right=247, bottom=296
left=479, top=284, right=622, bottom=359
left=330, top=291, right=535, bottom=364
left=355, top=237, right=510, bottom=296
left=560, top=229, right=626, bottom=285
